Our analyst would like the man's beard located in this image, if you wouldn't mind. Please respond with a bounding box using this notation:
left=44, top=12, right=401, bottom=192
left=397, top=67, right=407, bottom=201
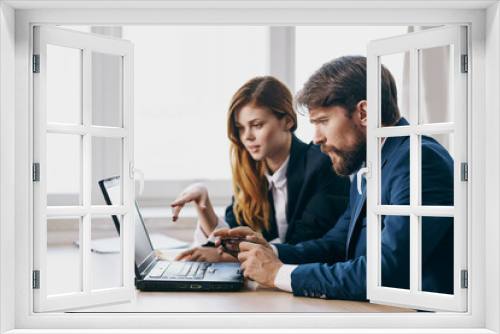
left=321, top=133, right=367, bottom=177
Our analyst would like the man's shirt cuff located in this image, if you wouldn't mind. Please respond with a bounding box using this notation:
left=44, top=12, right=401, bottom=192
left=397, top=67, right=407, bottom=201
left=273, top=264, right=298, bottom=293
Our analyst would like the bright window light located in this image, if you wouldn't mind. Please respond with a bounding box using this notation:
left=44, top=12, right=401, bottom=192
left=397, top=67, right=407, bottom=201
left=124, top=26, right=269, bottom=180
left=294, top=26, right=408, bottom=142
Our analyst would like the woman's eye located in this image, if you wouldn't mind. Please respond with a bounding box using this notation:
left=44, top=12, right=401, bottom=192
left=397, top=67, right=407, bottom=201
left=253, top=124, right=263, bottom=129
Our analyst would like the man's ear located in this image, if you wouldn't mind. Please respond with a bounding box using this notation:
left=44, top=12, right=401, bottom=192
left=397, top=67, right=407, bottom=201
left=356, top=100, right=368, bottom=126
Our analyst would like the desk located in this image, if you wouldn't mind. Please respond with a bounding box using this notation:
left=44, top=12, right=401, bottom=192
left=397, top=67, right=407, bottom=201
left=47, top=245, right=415, bottom=313
left=82, top=285, right=415, bottom=313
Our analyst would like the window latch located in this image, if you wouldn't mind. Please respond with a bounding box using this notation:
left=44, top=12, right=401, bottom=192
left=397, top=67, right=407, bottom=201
left=356, top=162, right=371, bottom=195
left=129, top=162, right=144, bottom=195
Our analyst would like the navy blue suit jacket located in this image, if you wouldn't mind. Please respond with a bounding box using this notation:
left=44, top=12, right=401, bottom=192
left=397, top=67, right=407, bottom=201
left=225, top=135, right=350, bottom=244
left=275, top=118, right=454, bottom=300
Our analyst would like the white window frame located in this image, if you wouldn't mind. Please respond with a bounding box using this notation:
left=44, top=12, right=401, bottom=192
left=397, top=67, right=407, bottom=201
left=32, top=25, right=135, bottom=312
left=1, top=2, right=498, bottom=333
left=366, top=25, right=468, bottom=312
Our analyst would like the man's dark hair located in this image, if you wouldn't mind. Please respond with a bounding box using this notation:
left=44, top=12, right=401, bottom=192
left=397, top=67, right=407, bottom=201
left=296, top=55, right=400, bottom=126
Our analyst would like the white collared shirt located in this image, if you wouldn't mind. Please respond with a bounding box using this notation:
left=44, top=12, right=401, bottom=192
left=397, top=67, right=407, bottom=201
left=194, top=155, right=291, bottom=245
left=264, top=155, right=290, bottom=243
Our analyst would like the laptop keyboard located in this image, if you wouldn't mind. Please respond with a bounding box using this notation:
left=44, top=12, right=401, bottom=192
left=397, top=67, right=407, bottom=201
left=149, top=262, right=212, bottom=279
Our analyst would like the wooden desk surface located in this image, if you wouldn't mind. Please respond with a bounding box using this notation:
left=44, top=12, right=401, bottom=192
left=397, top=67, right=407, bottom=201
left=44, top=245, right=415, bottom=314
left=82, top=285, right=415, bottom=313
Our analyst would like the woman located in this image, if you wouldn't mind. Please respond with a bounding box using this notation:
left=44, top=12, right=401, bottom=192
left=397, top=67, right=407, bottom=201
left=171, top=76, right=350, bottom=262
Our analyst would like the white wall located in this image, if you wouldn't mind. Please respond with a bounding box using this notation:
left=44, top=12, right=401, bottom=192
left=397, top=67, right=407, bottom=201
left=485, top=2, right=500, bottom=332
left=0, top=2, right=16, bottom=333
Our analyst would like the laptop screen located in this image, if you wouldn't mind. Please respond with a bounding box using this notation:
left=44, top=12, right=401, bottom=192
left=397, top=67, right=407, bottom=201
left=98, top=176, right=157, bottom=275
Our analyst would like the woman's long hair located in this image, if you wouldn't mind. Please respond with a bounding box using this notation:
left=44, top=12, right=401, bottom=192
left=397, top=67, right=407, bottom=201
left=227, top=76, right=297, bottom=232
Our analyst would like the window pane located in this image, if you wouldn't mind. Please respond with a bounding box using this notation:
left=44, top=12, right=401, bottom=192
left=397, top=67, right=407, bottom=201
left=91, top=52, right=123, bottom=128
left=380, top=214, right=410, bottom=291
left=420, top=216, right=454, bottom=295
left=91, top=215, right=122, bottom=291
left=381, top=136, right=410, bottom=205
left=124, top=26, right=268, bottom=180
left=46, top=44, right=82, bottom=125
left=47, top=217, right=82, bottom=296
left=46, top=133, right=81, bottom=206
left=92, top=137, right=122, bottom=205
left=419, top=45, right=454, bottom=125
left=420, top=134, right=454, bottom=206
left=380, top=51, right=410, bottom=126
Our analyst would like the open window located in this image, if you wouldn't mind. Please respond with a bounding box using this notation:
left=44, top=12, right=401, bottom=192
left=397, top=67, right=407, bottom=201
left=33, top=26, right=135, bottom=312
left=366, top=25, right=467, bottom=312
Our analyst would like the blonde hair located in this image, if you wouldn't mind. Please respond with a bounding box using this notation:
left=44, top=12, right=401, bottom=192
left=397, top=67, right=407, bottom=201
left=227, top=76, right=297, bottom=232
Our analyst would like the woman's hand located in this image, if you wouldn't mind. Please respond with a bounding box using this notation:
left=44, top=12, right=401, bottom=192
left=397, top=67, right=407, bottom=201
left=170, top=183, right=210, bottom=222
left=174, top=246, right=237, bottom=262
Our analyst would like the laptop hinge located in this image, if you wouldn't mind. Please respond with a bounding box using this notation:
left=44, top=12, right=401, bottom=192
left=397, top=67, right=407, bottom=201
left=33, top=54, right=40, bottom=73
left=461, top=270, right=468, bottom=289
left=33, top=163, right=40, bottom=182
left=461, top=163, right=468, bottom=181
left=461, top=54, right=468, bottom=73
left=33, top=270, right=40, bottom=289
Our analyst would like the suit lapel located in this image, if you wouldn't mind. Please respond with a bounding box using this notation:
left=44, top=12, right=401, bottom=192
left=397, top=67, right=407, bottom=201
left=345, top=172, right=366, bottom=259
left=284, top=136, right=308, bottom=240
left=345, top=117, right=410, bottom=259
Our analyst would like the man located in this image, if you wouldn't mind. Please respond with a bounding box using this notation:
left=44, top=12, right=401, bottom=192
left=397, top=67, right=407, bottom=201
left=215, top=55, right=454, bottom=300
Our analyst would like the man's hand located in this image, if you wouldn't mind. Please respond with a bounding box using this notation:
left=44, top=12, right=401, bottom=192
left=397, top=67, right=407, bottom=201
left=237, top=242, right=283, bottom=288
left=213, top=226, right=271, bottom=249
left=174, top=246, right=236, bottom=262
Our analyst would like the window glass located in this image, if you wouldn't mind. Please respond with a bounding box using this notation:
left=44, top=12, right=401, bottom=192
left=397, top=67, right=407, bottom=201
left=46, top=133, right=81, bottom=206
left=46, top=217, right=82, bottom=296
left=380, top=214, right=410, bottom=291
left=420, top=133, right=454, bottom=206
left=421, top=215, right=454, bottom=294
left=92, top=52, right=123, bottom=128
left=91, top=215, right=122, bottom=291
left=46, top=44, right=82, bottom=125
left=380, top=136, right=410, bottom=204
left=419, top=45, right=454, bottom=125
left=381, top=51, right=409, bottom=125
left=92, top=137, right=123, bottom=205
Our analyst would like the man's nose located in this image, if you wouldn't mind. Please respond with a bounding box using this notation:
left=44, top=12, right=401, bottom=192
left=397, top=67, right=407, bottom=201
left=313, top=127, right=324, bottom=145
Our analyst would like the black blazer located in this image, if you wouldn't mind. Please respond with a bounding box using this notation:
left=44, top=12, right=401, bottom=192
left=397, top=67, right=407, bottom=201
left=225, top=135, right=350, bottom=245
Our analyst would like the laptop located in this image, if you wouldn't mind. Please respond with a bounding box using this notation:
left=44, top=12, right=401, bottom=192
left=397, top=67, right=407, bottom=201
left=98, top=175, right=244, bottom=292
